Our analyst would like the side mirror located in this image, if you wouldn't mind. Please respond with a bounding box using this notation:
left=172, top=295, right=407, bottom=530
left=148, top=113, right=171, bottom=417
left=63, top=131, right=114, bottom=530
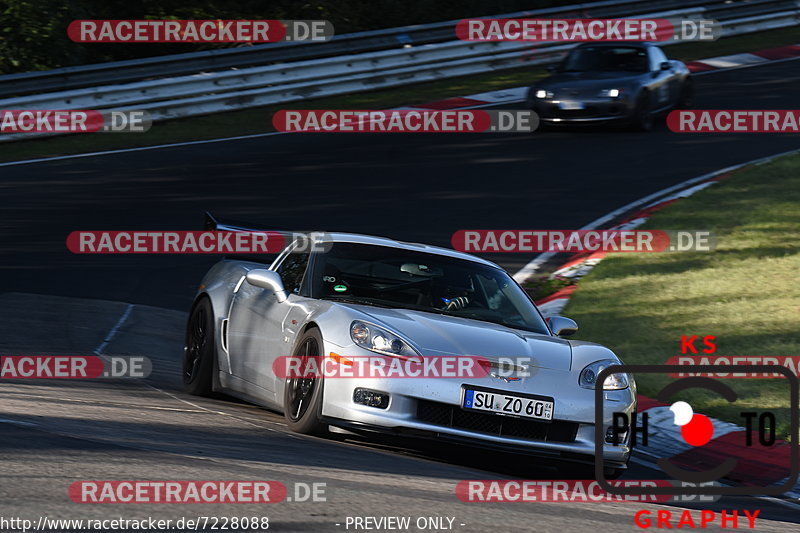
left=660, top=61, right=671, bottom=71
left=546, top=316, right=578, bottom=336
left=245, top=269, right=288, bottom=303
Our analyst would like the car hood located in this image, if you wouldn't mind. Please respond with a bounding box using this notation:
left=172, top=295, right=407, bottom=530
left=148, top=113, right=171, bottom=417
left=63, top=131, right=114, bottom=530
left=537, top=71, right=643, bottom=95
left=344, top=304, right=572, bottom=371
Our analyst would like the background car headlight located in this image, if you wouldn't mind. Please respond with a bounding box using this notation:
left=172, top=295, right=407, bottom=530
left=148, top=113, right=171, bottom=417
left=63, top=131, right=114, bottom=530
left=598, top=88, right=622, bottom=98
left=535, top=89, right=553, bottom=99
left=579, top=359, right=629, bottom=390
left=350, top=321, right=420, bottom=358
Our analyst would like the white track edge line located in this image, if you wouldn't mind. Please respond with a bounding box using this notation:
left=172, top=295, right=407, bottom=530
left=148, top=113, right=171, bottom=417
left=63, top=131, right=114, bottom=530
left=93, top=303, right=134, bottom=355
left=513, top=147, right=800, bottom=282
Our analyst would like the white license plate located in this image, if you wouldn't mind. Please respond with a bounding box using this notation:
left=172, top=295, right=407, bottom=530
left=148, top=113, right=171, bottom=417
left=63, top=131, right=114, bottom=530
left=462, top=389, right=553, bottom=421
left=559, top=100, right=585, bottom=110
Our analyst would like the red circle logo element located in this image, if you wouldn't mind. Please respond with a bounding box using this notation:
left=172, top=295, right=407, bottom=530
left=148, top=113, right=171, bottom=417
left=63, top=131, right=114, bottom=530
left=680, top=413, right=714, bottom=446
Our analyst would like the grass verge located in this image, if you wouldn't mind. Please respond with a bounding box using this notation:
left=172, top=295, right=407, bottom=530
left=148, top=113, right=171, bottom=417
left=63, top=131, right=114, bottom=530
left=0, top=26, right=797, bottom=164
left=564, top=152, right=800, bottom=438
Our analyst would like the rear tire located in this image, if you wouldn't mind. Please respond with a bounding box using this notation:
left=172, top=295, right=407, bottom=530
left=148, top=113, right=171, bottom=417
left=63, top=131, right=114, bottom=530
left=283, top=328, right=328, bottom=435
left=183, top=297, right=216, bottom=396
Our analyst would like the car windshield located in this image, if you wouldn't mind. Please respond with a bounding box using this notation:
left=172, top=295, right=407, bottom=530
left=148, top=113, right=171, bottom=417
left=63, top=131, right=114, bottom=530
left=562, top=46, right=649, bottom=73
left=310, top=242, right=550, bottom=334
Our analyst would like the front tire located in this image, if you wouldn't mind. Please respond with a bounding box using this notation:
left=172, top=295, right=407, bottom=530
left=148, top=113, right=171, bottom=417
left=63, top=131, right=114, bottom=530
left=183, top=297, right=216, bottom=396
left=603, top=466, right=626, bottom=480
left=630, top=91, right=653, bottom=131
left=677, top=77, right=693, bottom=108
left=283, top=328, right=328, bottom=435
left=564, top=463, right=626, bottom=480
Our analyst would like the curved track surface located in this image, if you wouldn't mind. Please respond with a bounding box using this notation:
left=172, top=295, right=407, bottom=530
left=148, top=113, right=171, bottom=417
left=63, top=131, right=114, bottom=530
left=2, top=60, right=800, bottom=309
left=1, top=59, right=799, bottom=531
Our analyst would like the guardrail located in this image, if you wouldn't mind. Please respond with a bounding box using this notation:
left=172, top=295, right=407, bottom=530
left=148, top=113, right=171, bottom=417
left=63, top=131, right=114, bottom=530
left=1, top=0, right=798, bottom=141
left=0, top=0, right=712, bottom=98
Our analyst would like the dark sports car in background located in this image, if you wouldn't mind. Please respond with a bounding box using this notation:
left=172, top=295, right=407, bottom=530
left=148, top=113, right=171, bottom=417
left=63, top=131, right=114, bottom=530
left=527, top=42, right=692, bottom=130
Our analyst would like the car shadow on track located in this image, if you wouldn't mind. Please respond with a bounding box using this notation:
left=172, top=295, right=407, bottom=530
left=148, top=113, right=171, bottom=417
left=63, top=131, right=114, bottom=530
left=330, top=431, right=601, bottom=480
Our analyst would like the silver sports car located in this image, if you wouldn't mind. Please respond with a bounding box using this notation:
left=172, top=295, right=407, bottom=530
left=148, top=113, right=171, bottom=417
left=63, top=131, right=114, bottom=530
left=527, top=42, right=692, bottom=130
left=183, top=219, right=636, bottom=476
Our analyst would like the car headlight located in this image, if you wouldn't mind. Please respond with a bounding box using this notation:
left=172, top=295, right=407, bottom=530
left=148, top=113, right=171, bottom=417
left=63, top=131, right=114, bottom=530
left=579, top=359, right=629, bottom=390
left=350, top=321, right=420, bottom=358
left=598, top=88, right=623, bottom=98
left=535, top=89, right=553, bottom=99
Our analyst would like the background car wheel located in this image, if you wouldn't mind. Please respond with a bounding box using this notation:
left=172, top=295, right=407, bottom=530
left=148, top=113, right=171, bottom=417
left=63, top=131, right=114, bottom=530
left=284, top=327, right=328, bottom=435
left=631, top=91, right=653, bottom=131
left=182, top=296, right=216, bottom=396
left=678, top=78, right=694, bottom=108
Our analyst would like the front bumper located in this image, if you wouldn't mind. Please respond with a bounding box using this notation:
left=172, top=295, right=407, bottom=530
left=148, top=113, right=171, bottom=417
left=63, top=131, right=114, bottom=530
left=532, top=97, right=634, bottom=123
left=318, top=343, right=635, bottom=467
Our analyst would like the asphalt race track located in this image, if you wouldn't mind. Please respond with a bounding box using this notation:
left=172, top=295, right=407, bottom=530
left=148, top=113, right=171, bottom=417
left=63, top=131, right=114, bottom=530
left=1, top=59, right=799, bottom=531
left=2, top=60, right=800, bottom=310
left=1, top=293, right=798, bottom=531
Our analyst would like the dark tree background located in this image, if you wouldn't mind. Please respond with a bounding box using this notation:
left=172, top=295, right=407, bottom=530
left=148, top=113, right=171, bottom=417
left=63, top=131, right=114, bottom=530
left=0, top=0, right=582, bottom=73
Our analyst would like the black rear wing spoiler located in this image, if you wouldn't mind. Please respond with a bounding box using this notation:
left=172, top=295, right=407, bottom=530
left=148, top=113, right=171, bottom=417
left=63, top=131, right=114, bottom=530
left=203, top=211, right=290, bottom=233
left=203, top=212, right=331, bottom=257
left=203, top=212, right=287, bottom=263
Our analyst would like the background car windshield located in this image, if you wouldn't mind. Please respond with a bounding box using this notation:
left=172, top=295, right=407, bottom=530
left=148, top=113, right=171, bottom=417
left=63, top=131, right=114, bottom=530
left=563, top=46, right=649, bottom=72
left=311, top=242, right=549, bottom=334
